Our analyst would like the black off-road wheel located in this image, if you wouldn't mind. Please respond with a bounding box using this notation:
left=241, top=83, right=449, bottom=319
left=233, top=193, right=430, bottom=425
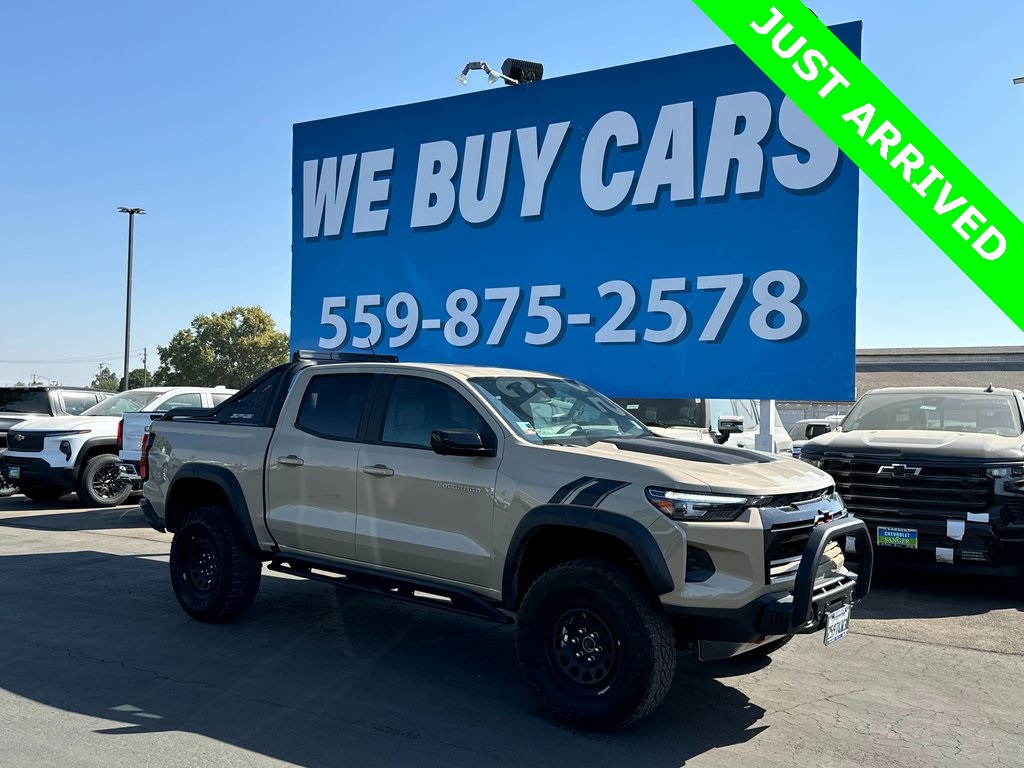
left=20, top=484, right=65, bottom=503
left=170, top=505, right=262, bottom=622
left=515, top=559, right=676, bottom=729
left=77, top=454, right=132, bottom=507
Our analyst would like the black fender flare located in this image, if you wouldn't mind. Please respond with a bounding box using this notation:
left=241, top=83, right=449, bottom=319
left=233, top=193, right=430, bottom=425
left=166, top=463, right=260, bottom=552
left=73, top=437, right=118, bottom=469
left=502, top=505, right=675, bottom=609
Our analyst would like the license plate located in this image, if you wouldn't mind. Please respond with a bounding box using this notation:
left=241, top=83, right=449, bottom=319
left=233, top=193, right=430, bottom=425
left=824, top=604, right=851, bottom=646
left=877, top=526, right=917, bottom=548
left=7, top=466, right=19, bottom=480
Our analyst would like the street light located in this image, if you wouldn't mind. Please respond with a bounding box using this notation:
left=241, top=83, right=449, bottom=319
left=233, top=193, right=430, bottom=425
left=117, top=207, right=145, bottom=392
left=1014, top=76, right=1024, bottom=85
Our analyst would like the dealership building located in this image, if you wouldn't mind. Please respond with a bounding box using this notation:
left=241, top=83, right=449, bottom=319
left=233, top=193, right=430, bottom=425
left=778, top=345, right=1024, bottom=425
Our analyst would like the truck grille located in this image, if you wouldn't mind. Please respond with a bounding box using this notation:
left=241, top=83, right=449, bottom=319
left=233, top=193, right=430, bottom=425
left=819, top=458, right=990, bottom=517
left=5, top=431, right=44, bottom=452
left=765, top=526, right=846, bottom=583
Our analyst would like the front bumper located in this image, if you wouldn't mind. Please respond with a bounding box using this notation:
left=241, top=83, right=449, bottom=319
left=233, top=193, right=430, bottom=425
left=0, top=455, right=76, bottom=493
left=856, top=514, right=1024, bottom=574
left=665, top=517, right=873, bottom=643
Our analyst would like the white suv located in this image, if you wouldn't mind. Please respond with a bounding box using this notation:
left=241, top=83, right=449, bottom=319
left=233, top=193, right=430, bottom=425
left=0, top=386, right=234, bottom=506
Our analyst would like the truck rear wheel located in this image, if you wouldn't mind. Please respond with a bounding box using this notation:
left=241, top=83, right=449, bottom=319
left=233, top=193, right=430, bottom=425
left=515, top=559, right=675, bottom=729
left=170, top=505, right=261, bottom=622
left=78, top=454, right=132, bottom=507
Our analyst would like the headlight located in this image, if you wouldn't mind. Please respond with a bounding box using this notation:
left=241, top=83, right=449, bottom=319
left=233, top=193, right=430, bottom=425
left=645, top=487, right=755, bottom=521
left=46, top=430, right=92, bottom=438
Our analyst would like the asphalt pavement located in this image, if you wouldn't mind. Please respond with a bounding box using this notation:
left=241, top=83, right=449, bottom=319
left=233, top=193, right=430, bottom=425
left=0, top=495, right=1021, bottom=768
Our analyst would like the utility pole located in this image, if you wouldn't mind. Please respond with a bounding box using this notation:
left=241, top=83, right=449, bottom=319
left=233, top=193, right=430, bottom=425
left=118, top=206, right=145, bottom=392
left=142, top=348, right=148, bottom=387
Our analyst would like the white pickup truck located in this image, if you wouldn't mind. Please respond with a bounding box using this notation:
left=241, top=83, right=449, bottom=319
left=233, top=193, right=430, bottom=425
left=118, top=389, right=237, bottom=483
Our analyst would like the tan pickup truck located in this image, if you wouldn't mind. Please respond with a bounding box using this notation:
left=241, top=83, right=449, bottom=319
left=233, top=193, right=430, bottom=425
left=140, top=352, right=872, bottom=728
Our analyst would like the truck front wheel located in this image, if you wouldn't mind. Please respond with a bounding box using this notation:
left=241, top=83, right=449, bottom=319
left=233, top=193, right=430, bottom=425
left=170, top=505, right=261, bottom=622
left=78, top=454, right=132, bottom=507
left=515, top=559, right=675, bottom=729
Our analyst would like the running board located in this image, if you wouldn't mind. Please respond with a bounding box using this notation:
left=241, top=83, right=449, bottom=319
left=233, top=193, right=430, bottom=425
left=268, top=556, right=513, bottom=625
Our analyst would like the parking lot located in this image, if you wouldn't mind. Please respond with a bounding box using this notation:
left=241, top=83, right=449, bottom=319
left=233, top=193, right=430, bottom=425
left=1, top=495, right=1021, bottom=768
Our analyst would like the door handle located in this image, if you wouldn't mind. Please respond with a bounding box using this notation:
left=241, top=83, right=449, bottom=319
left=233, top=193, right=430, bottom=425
left=361, top=464, right=395, bottom=477
left=277, top=455, right=305, bottom=467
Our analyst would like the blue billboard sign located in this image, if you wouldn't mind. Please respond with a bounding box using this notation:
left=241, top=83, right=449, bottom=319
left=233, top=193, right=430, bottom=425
left=292, top=23, right=861, bottom=399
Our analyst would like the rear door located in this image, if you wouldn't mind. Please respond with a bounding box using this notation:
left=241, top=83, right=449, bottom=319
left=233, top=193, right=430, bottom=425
left=265, top=370, right=376, bottom=560
left=355, top=374, right=501, bottom=587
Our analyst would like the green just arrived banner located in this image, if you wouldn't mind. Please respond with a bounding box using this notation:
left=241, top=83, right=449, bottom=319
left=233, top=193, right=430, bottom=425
left=693, top=0, right=1024, bottom=333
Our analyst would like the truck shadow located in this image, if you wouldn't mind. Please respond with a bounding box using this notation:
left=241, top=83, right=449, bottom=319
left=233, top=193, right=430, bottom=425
left=855, top=564, right=1022, bottom=618
left=0, top=550, right=766, bottom=767
left=0, top=501, right=149, bottom=531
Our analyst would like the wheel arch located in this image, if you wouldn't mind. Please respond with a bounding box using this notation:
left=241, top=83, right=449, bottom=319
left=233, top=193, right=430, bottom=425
left=502, top=505, right=675, bottom=611
left=165, top=464, right=260, bottom=552
left=75, top=438, right=118, bottom=473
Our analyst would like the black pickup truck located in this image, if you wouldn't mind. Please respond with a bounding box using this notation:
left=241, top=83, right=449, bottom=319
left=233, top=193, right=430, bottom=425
left=800, top=386, right=1024, bottom=575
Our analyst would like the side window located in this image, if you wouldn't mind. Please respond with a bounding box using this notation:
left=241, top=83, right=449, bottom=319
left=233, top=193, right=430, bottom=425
left=381, top=377, right=491, bottom=449
left=210, top=392, right=233, bottom=406
left=160, top=393, right=204, bottom=410
left=62, top=392, right=98, bottom=415
left=216, top=370, right=283, bottom=426
left=296, top=374, right=373, bottom=441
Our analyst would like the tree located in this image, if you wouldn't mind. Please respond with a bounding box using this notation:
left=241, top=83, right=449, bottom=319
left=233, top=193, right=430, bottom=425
left=118, top=368, right=151, bottom=391
left=90, top=365, right=119, bottom=391
left=155, top=306, right=289, bottom=389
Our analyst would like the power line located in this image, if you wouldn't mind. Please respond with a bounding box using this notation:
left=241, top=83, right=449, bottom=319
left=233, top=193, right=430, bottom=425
left=0, top=349, right=148, bottom=365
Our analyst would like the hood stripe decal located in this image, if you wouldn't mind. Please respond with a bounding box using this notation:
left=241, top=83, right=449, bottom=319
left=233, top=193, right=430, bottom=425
left=549, top=476, right=630, bottom=507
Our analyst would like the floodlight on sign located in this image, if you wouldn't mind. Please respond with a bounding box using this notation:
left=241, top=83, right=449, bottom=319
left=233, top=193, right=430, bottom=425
left=501, top=58, right=543, bottom=84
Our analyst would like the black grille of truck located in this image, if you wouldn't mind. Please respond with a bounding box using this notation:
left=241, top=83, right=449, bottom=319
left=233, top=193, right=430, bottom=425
left=5, top=431, right=45, bottom=452
left=819, top=458, right=990, bottom=516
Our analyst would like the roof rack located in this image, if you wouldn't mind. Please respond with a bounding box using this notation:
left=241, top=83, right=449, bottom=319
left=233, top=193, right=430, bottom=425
left=293, top=350, right=399, bottom=363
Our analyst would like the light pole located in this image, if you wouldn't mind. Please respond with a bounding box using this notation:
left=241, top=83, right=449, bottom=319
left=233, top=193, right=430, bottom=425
left=1014, top=77, right=1024, bottom=85
left=117, top=207, right=145, bottom=391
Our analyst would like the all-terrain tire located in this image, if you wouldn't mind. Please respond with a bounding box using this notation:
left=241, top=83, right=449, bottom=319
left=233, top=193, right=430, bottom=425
left=77, top=454, right=132, bottom=507
left=515, top=558, right=675, bottom=729
left=170, top=505, right=262, bottom=622
left=20, top=484, right=65, bottom=503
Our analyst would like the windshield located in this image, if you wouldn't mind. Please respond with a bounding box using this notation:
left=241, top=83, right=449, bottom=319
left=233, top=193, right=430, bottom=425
left=844, top=392, right=1023, bottom=436
left=0, top=390, right=50, bottom=414
left=471, top=376, right=649, bottom=445
left=81, top=390, right=166, bottom=416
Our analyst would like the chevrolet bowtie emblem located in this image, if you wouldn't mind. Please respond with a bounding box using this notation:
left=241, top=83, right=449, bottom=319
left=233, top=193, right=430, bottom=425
left=877, top=463, right=921, bottom=477
left=14, top=433, right=25, bottom=442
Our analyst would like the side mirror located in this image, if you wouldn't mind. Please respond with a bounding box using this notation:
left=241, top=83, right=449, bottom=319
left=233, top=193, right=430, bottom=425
left=806, top=423, right=830, bottom=439
left=714, top=415, right=745, bottom=444
left=430, top=429, right=496, bottom=457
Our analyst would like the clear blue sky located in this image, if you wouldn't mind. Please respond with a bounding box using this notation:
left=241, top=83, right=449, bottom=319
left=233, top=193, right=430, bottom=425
left=2, top=0, right=1022, bottom=387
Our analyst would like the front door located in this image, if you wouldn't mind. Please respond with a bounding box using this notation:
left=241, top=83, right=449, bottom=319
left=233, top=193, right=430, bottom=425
left=356, top=375, right=500, bottom=587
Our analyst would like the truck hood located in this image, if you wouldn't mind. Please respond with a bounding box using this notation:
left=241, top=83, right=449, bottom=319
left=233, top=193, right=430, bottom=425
left=578, top=436, right=832, bottom=496
left=7, top=415, right=120, bottom=434
left=0, top=414, right=45, bottom=432
left=802, top=429, right=1024, bottom=462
